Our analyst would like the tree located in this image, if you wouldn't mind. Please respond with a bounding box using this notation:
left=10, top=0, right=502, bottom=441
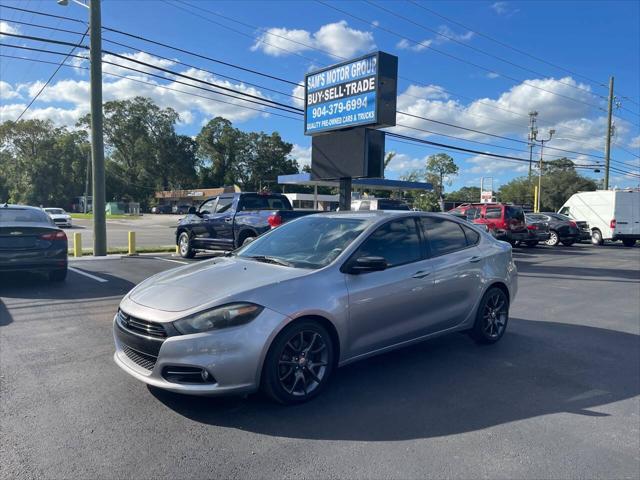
left=499, top=158, right=597, bottom=211
left=446, top=186, right=481, bottom=203
left=426, top=153, right=459, bottom=209
left=400, top=169, right=441, bottom=211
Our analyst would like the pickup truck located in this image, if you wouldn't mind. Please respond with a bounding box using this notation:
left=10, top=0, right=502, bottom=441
left=176, top=192, right=315, bottom=258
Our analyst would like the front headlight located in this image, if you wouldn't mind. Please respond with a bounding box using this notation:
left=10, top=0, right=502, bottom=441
left=173, top=303, right=263, bottom=334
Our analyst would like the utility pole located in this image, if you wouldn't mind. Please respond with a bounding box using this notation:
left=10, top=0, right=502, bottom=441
left=603, top=76, right=614, bottom=190
left=527, top=111, right=538, bottom=178
left=58, top=0, right=106, bottom=255
left=89, top=0, right=106, bottom=255
left=535, top=129, right=555, bottom=213
left=84, top=150, right=90, bottom=214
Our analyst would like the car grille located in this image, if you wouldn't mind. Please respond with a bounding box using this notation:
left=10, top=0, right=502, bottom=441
left=117, top=310, right=167, bottom=338
left=122, top=344, right=157, bottom=371
left=53, top=218, right=66, bottom=223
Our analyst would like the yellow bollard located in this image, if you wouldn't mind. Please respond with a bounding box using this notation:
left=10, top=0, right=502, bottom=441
left=175, top=244, right=179, bottom=254
left=128, top=231, right=137, bottom=256
left=73, top=232, right=82, bottom=257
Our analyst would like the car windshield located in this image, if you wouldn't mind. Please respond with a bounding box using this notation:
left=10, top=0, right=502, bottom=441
left=0, top=208, right=51, bottom=224
left=45, top=208, right=65, bottom=215
left=236, top=216, right=369, bottom=269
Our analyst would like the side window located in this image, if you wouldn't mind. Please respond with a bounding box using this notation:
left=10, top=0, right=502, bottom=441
left=353, top=218, right=421, bottom=267
left=485, top=207, right=502, bottom=219
left=420, top=217, right=468, bottom=256
left=506, top=206, right=525, bottom=221
left=359, top=200, right=371, bottom=211
left=559, top=206, right=570, bottom=215
left=466, top=207, right=480, bottom=220
left=198, top=199, right=216, bottom=214
left=460, top=224, right=480, bottom=245
left=239, top=195, right=267, bottom=210
left=215, top=197, right=233, bottom=213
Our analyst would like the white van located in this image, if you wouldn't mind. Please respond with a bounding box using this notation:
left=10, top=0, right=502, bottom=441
left=558, top=190, right=640, bottom=246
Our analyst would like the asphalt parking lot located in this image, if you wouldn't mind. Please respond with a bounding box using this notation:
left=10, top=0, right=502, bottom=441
left=1, top=244, right=639, bottom=479
left=68, top=215, right=178, bottom=249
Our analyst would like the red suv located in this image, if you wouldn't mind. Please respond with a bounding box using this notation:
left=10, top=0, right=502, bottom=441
left=449, top=203, right=528, bottom=245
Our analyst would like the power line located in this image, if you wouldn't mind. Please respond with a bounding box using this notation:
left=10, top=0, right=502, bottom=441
left=0, top=4, right=86, bottom=24
left=15, top=27, right=89, bottom=121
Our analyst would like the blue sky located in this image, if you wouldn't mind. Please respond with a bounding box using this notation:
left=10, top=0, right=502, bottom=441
left=1, top=0, right=639, bottom=192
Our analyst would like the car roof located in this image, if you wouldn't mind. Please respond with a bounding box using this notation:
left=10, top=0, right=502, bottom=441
left=2, top=204, right=44, bottom=211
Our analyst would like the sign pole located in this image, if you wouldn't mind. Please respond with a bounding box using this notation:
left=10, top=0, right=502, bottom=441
left=339, top=177, right=352, bottom=211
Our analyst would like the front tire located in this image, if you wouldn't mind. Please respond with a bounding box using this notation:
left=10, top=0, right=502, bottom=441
left=470, top=287, right=509, bottom=344
left=178, top=232, right=195, bottom=259
left=262, top=320, right=335, bottom=405
left=622, top=238, right=637, bottom=247
left=591, top=229, right=604, bottom=246
left=545, top=230, right=559, bottom=246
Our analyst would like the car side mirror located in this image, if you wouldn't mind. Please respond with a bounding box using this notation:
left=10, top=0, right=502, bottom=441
left=347, top=256, right=388, bottom=274
left=188, top=207, right=197, bottom=215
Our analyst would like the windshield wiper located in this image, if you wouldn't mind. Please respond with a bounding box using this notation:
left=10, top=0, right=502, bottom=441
left=246, top=255, right=293, bottom=267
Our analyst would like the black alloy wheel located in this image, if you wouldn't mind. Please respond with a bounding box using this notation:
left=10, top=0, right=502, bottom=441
left=470, top=287, right=509, bottom=344
left=263, top=321, right=334, bottom=404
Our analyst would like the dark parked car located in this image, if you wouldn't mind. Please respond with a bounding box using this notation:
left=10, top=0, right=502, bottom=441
left=449, top=203, right=528, bottom=245
left=173, top=204, right=192, bottom=215
left=0, top=204, right=68, bottom=281
left=151, top=205, right=172, bottom=214
left=528, top=212, right=581, bottom=246
left=519, top=214, right=551, bottom=247
left=176, top=192, right=316, bottom=258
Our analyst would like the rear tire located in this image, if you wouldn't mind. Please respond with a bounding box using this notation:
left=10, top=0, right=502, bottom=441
left=622, top=238, right=637, bottom=247
left=545, top=230, right=559, bottom=246
left=262, top=320, right=335, bottom=405
left=49, top=268, right=67, bottom=282
left=470, top=287, right=509, bottom=345
left=591, top=229, right=604, bottom=246
left=525, top=241, right=538, bottom=247
left=178, top=232, right=195, bottom=259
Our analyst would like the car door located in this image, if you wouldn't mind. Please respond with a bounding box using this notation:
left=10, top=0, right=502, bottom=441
left=419, top=217, right=484, bottom=332
left=207, top=195, right=236, bottom=249
left=190, top=198, right=217, bottom=248
left=344, top=217, right=437, bottom=358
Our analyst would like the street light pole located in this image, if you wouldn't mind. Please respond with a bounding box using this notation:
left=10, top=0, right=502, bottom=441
left=58, top=0, right=106, bottom=255
left=535, top=129, right=555, bottom=213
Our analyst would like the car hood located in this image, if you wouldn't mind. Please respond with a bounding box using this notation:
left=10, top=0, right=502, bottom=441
left=127, top=256, right=309, bottom=314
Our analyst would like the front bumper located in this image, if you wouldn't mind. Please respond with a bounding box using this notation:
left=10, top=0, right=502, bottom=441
left=113, top=307, right=290, bottom=396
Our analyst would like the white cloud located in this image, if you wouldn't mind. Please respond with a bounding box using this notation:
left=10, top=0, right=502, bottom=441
left=252, top=21, right=375, bottom=58
left=486, top=72, right=500, bottom=79
left=291, top=84, right=305, bottom=109
left=385, top=153, right=427, bottom=173
left=396, top=38, right=431, bottom=52
left=0, top=50, right=279, bottom=126
left=0, top=20, right=20, bottom=38
left=630, top=135, right=640, bottom=149
left=0, top=81, right=21, bottom=100
left=290, top=144, right=311, bottom=168
left=491, top=2, right=519, bottom=16
left=465, top=154, right=529, bottom=175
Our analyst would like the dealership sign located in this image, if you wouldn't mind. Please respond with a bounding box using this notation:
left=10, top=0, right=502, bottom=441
left=304, top=51, right=398, bottom=135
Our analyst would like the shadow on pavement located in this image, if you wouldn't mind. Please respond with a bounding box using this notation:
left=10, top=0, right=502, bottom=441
left=150, top=319, right=639, bottom=441
left=516, top=263, right=640, bottom=280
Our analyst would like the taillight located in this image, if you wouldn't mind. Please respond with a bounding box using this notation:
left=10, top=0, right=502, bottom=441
left=610, top=219, right=616, bottom=229
left=527, top=225, right=538, bottom=230
left=40, top=231, right=67, bottom=241
left=569, top=221, right=577, bottom=228
left=267, top=214, right=282, bottom=228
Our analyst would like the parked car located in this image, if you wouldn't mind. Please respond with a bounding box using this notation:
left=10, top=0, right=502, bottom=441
left=113, top=211, right=517, bottom=404
left=519, top=214, right=551, bottom=247
left=351, top=198, right=411, bottom=211
left=0, top=204, right=68, bottom=281
left=173, top=204, right=192, bottom=215
left=449, top=203, right=528, bottom=245
left=528, top=213, right=581, bottom=246
left=559, top=190, right=640, bottom=246
left=43, top=207, right=72, bottom=228
left=176, top=192, right=316, bottom=258
left=151, top=205, right=172, bottom=214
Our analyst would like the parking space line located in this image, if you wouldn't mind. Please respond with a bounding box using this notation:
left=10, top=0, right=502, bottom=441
left=152, top=257, right=189, bottom=265
left=68, top=267, right=109, bottom=283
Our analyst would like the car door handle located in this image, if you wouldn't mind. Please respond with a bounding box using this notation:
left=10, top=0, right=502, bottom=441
left=469, top=256, right=482, bottom=263
left=412, top=270, right=431, bottom=279
left=224, top=217, right=232, bottom=223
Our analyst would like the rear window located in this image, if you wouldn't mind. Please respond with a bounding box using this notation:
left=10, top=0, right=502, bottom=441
left=240, top=195, right=291, bottom=211
left=506, top=206, right=525, bottom=221
left=0, top=208, right=51, bottom=224
left=420, top=217, right=468, bottom=256
left=485, top=207, right=502, bottom=219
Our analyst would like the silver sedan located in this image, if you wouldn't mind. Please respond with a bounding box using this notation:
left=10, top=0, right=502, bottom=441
left=113, top=211, right=517, bottom=404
